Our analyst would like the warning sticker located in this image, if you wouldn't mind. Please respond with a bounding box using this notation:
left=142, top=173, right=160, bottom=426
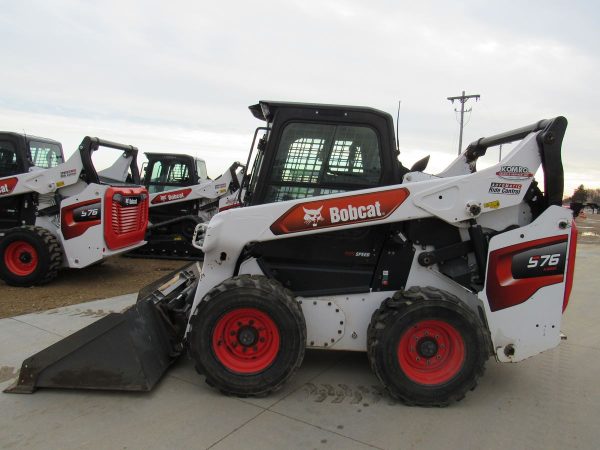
left=489, top=182, right=522, bottom=195
left=484, top=200, right=500, bottom=209
left=60, top=169, right=77, bottom=178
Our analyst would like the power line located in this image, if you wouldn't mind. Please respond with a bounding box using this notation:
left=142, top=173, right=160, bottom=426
left=447, top=90, right=480, bottom=155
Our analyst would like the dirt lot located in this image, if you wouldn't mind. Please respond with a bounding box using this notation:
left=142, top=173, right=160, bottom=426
left=0, top=256, right=186, bottom=318
left=1, top=213, right=598, bottom=319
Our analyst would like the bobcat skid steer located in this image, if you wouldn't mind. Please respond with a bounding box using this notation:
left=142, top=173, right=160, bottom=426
left=0, top=134, right=149, bottom=286
left=127, top=153, right=244, bottom=260
left=6, top=113, right=576, bottom=407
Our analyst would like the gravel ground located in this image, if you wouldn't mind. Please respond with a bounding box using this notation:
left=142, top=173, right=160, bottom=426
left=1, top=213, right=597, bottom=319
left=0, top=256, right=186, bottom=318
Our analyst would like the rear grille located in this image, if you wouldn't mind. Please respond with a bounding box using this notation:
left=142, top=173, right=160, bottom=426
left=104, top=187, right=149, bottom=251
left=111, top=201, right=147, bottom=235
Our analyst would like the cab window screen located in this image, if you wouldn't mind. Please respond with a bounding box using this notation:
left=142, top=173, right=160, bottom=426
left=29, top=141, right=63, bottom=168
left=148, top=160, right=191, bottom=193
left=265, top=122, right=381, bottom=202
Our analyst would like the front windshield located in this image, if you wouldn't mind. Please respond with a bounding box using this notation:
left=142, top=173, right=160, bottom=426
left=147, top=159, right=192, bottom=193
left=29, top=141, right=63, bottom=168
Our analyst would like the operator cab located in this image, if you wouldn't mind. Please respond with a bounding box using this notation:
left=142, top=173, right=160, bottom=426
left=242, top=101, right=410, bottom=206
left=0, top=132, right=64, bottom=178
left=0, top=133, right=65, bottom=230
left=142, top=153, right=207, bottom=194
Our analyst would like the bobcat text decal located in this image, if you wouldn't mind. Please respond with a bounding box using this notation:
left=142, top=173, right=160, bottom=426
left=0, top=177, right=18, bottom=195
left=270, top=188, right=410, bottom=235
left=151, top=188, right=193, bottom=204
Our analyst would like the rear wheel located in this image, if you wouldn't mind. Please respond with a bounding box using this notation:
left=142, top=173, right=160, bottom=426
left=188, top=275, right=306, bottom=396
left=0, top=226, right=63, bottom=287
left=367, top=287, right=489, bottom=406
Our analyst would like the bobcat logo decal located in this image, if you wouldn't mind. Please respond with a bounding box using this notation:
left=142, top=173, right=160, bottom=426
left=303, top=206, right=324, bottom=227
left=270, top=188, right=410, bottom=235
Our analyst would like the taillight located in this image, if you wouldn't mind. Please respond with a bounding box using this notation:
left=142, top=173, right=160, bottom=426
left=563, top=221, right=577, bottom=312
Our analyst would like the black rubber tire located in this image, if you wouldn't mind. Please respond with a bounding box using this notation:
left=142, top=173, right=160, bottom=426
left=179, top=218, right=201, bottom=240
left=188, top=275, right=306, bottom=396
left=367, top=286, right=489, bottom=407
left=0, top=226, right=63, bottom=287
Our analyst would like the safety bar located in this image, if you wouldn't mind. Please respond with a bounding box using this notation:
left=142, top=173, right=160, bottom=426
left=228, top=161, right=244, bottom=193
left=78, top=136, right=141, bottom=185
left=465, top=118, right=552, bottom=162
left=467, top=116, right=568, bottom=207
left=85, top=137, right=138, bottom=155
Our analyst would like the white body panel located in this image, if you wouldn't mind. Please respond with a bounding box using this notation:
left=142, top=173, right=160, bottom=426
left=479, top=206, right=573, bottom=362
left=0, top=151, right=84, bottom=197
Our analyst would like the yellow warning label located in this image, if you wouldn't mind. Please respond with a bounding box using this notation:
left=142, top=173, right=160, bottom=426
left=484, top=200, right=500, bottom=209
left=56, top=181, right=65, bottom=187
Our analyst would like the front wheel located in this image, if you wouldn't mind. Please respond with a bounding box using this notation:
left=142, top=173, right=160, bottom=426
left=188, top=275, right=306, bottom=396
left=367, top=287, right=489, bottom=406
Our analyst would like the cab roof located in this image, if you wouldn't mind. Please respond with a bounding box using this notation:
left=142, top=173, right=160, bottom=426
left=248, top=100, right=394, bottom=124
left=0, top=131, right=62, bottom=146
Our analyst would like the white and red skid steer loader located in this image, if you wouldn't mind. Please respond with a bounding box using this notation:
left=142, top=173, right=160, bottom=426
left=6, top=111, right=576, bottom=406
left=0, top=134, right=149, bottom=286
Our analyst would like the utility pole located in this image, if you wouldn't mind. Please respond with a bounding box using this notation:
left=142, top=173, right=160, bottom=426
left=447, top=90, right=480, bottom=155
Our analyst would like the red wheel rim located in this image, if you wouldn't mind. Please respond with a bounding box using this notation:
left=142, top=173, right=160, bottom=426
left=4, top=241, right=38, bottom=276
left=397, top=319, right=465, bottom=385
left=212, top=308, right=280, bottom=374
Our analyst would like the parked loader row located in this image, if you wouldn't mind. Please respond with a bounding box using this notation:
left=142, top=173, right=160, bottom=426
left=0, top=132, right=245, bottom=285
left=4, top=101, right=577, bottom=407
left=0, top=134, right=148, bottom=286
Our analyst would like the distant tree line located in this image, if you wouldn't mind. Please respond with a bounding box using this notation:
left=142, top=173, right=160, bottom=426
left=564, top=185, right=600, bottom=204
left=564, top=185, right=599, bottom=215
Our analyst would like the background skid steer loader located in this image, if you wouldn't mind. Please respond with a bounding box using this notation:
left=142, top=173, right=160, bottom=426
left=6, top=110, right=576, bottom=407
left=128, top=153, right=244, bottom=260
left=0, top=133, right=148, bottom=286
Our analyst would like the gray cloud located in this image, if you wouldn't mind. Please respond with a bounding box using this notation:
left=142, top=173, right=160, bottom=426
left=1, top=0, right=598, bottom=193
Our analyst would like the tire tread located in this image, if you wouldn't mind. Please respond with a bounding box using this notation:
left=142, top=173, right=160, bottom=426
left=367, top=286, right=488, bottom=407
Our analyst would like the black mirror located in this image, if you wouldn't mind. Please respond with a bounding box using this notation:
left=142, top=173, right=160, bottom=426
left=410, top=155, right=430, bottom=172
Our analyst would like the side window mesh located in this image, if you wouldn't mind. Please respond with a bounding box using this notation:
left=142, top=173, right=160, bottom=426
left=265, top=123, right=381, bottom=202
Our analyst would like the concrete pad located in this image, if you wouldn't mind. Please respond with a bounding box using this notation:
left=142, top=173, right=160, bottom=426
left=12, top=293, right=136, bottom=338
left=0, top=319, right=61, bottom=387
left=269, top=343, right=599, bottom=450
left=169, top=349, right=344, bottom=409
left=561, top=245, right=600, bottom=348
left=212, top=410, right=375, bottom=450
left=0, top=377, right=263, bottom=450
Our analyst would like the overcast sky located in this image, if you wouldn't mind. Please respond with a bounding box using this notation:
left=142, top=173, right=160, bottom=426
left=1, top=0, right=598, bottom=195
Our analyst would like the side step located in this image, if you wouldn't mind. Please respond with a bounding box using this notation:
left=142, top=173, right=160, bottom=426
left=5, top=263, right=200, bottom=394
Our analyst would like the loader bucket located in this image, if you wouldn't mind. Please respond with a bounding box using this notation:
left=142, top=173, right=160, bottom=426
left=4, top=263, right=200, bottom=394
